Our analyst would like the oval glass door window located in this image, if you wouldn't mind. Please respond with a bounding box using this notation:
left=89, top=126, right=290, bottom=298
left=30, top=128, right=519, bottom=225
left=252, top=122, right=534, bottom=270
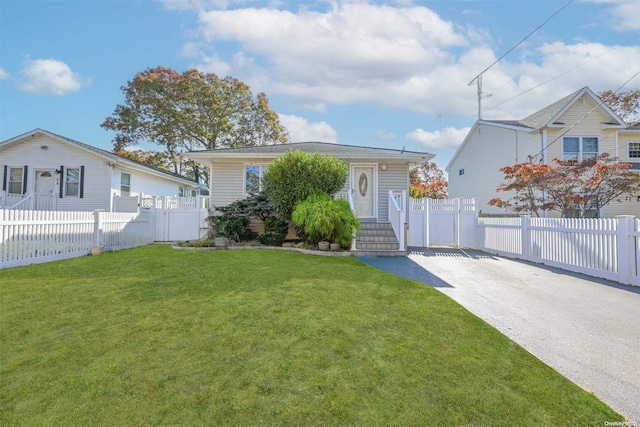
left=359, top=173, right=368, bottom=196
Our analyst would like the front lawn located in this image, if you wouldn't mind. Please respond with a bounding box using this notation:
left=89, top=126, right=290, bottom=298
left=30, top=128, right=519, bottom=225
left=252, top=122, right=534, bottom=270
left=0, top=246, right=621, bottom=426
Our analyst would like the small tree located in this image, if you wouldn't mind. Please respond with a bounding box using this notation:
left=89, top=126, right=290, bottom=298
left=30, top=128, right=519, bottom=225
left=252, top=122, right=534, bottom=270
left=489, top=154, right=640, bottom=217
left=410, top=162, right=448, bottom=199
left=292, top=194, right=360, bottom=247
left=262, top=150, right=349, bottom=220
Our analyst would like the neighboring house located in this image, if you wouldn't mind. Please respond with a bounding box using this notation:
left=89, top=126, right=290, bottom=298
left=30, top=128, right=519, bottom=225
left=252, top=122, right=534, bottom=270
left=447, top=86, right=640, bottom=218
left=187, top=142, right=434, bottom=254
left=0, top=129, right=203, bottom=212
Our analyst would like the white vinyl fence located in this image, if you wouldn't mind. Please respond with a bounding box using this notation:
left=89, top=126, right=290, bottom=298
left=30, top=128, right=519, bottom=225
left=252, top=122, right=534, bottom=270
left=0, top=209, right=153, bottom=269
left=477, top=215, right=640, bottom=286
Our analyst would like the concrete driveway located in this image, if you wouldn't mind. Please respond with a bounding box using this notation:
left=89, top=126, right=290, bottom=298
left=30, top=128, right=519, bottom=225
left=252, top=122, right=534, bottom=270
left=358, top=248, right=640, bottom=423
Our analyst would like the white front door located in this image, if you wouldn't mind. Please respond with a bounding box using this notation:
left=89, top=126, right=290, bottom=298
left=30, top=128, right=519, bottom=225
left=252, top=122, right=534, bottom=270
left=352, top=165, right=376, bottom=218
left=34, top=170, right=56, bottom=210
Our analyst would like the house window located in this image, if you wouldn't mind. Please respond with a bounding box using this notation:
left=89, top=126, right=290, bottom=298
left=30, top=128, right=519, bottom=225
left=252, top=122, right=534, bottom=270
left=65, top=168, right=80, bottom=197
left=245, top=164, right=268, bottom=194
left=562, top=137, right=598, bottom=162
left=179, top=186, right=197, bottom=197
left=628, top=142, right=640, bottom=159
left=8, top=167, right=23, bottom=194
left=121, top=172, right=131, bottom=196
left=566, top=196, right=599, bottom=218
left=459, top=168, right=465, bottom=176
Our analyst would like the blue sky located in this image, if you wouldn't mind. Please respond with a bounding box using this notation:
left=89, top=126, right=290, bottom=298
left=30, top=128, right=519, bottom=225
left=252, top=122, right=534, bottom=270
left=1, top=0, right=639, bottom=171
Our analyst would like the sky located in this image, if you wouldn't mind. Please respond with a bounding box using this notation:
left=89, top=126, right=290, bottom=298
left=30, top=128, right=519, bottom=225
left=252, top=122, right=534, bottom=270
left=1, top=0, right=640, bottom=172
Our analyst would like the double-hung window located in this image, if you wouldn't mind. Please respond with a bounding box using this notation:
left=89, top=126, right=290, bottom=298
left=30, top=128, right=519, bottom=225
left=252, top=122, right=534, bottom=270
left=245, top=164, right=268, bottom=194
left=628, top=141, right=640, bottom=159
left=8, top=167, right=24, bottom=194
left=121, top=172, right=131, bottom=196
left=562, top=137, right=598, bottom=162
left=65, top=168, right=80, bottom=197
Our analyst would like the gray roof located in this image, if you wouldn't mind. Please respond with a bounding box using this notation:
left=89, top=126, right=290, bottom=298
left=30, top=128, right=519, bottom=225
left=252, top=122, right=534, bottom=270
left=518, top=88, right=584, bottom=129
left=188, top=141, right=433, bottom=162
left=1, top=129, right=201, bottom=186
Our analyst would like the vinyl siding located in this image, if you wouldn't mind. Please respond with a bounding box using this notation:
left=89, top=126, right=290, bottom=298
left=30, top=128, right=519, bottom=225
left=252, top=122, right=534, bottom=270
left=448, top=124, right=540, bottom=214
left=209, top=159, right=410, bottom=221
left=544, top=96, right=618, bottom=161
left=1, top=134, right=111, bottom=211
left=111, top=168, right=185, bottom=198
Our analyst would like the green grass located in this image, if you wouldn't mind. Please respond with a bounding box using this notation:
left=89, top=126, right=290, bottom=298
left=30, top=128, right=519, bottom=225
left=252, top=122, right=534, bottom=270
left=0, top=246, right=622, bottom=426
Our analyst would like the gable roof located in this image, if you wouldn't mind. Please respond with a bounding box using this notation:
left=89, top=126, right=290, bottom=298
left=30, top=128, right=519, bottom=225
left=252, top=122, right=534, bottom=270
left=0, top=128, right=202, bottom=187
left=446, top=86, right=629, bottom=171
left=187, top=141, right=434, bottom=163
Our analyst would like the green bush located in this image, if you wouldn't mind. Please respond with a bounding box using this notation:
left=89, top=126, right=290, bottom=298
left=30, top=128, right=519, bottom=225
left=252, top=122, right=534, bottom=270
left=258, top=217, right=289, bottom=246
left=292, top=193, right=360, bottom=247
left=207, top=213, right=257, bottom=242
left=262, top=150, right=349, bottom=220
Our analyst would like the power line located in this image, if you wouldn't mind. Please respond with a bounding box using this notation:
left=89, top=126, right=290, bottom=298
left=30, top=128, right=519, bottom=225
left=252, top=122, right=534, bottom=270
left=531, top=69, right=640, bottom=162
left=468, top=0, right=574, bottom=86
left=483, top=33, right=640, bottom=114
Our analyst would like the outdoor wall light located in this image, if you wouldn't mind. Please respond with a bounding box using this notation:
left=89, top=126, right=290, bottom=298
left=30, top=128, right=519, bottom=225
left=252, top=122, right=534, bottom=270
left=380, top=164, right=387, bottom=171
left=40, top=145, right=48, bottom=150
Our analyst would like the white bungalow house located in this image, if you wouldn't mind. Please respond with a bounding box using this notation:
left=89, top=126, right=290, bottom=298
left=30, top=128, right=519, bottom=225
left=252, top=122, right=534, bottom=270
left=187, top=142, right=433, bottom=255
left=0, top=129, right=203, bottom=212
left=447, top=86, right=640, bottom=218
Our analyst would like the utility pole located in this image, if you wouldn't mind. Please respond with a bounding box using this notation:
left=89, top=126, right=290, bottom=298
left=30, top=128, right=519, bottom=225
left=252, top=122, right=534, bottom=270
left=468, top=74, right=483, bottom=120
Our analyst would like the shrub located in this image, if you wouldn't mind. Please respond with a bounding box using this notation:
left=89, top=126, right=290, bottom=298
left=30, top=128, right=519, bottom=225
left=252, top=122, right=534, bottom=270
left=292, top=193, right=360, bottom=247
left=258, top=217, right=289, bottom=246
left=262, top=150, right=349, bottom=220
left=207, top=212, right=257, bottom=242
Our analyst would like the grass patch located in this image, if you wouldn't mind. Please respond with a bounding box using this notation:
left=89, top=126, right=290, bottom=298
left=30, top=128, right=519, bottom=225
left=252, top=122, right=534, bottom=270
left=0, top=246, right=622, bottom=426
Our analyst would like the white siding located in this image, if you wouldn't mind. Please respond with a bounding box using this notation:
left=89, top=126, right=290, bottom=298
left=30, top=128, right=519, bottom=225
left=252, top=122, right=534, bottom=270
left=376, top=163, right=407, bottom=222
left=448, top=125, right=540, bottom=214
left=1, top=134, right=112, bottom=211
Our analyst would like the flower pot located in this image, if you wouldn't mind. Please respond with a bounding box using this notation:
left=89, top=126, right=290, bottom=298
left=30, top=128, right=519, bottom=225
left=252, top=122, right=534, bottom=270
left=214, top=237, right=228, bottom=247
left=330, top=243, right=341, bottom=252
left=318, top=241, right=330, bottom=251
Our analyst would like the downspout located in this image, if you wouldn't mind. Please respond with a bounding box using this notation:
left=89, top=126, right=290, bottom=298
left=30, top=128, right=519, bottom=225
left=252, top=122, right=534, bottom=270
left=513, top=129, right=519, bottom=163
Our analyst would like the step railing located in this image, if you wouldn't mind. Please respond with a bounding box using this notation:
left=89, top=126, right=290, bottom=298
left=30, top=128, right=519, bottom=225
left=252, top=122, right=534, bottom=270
left=388, top=190, right=406, bottom=250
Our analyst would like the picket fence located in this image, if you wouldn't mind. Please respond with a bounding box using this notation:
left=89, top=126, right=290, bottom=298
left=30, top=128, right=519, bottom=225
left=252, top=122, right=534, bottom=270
left=0, top=209, right=153, bottom=269
left=476, top=215, right=640, bottom=286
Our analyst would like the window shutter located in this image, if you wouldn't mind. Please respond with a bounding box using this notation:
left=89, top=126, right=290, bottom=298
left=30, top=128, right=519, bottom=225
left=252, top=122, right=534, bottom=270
left=22, top=166, right=28, bottom=194
left=2, top=165, right=6, bottom=191
left=79, top=166, right=85, bottom=198
left=59, top=166, right=64, bottom=198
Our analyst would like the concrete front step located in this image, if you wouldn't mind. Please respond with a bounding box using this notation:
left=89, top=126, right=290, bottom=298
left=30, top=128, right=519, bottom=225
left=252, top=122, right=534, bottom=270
left=351, top=250, right=407, bottom=257
left=355, top=242, right=399, bottom=250
left=352, top=221, right=403, bottom=256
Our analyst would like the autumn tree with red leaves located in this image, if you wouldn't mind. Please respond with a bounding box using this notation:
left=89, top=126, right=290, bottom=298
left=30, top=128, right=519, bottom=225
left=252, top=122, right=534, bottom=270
left=410, top=162, right=448, bottom=199
left=599, top=89, right=640, bottom=126
left=489, top=154, right=640, bottom=217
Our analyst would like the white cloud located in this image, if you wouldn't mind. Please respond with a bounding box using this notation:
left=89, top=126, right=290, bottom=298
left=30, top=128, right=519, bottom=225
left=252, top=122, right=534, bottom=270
left=176, top=1, right=640, bottom=121
left=19, top=58, right=89, bottom=96
left=0, top=67, right=9, bottom=80
left=278, top=114, right=338, bottom=142
left=580, top=0, right=640, bottom=30
left=406, top=126, right=470, bottom=153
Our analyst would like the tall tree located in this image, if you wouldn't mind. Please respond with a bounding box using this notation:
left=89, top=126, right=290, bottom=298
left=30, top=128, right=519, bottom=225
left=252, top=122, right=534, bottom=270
left=409, top=162, right=448, bottom=199
left=489, top=154, right=640, bottom=217
left=599, top=89, right=640, bottom=126
left=101, top=67, right=289, bottom=180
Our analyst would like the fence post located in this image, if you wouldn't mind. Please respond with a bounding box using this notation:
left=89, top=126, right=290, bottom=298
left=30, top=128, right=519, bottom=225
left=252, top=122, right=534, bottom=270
left=520, top=214, right=531, bottom=261
left=92, top=209, right=105, bottom=255
left=616, top=215, right=634, bottom=285
left=425, top=198, right=431, bottom=248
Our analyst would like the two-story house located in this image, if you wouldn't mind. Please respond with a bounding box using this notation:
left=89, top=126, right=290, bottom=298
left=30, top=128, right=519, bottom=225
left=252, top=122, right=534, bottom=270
left=447, top=86, right=640, bottom=217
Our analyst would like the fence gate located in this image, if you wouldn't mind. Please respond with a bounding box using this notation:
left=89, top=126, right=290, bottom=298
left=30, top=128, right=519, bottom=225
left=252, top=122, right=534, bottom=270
left=408, top=198, right=477, bottom=248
